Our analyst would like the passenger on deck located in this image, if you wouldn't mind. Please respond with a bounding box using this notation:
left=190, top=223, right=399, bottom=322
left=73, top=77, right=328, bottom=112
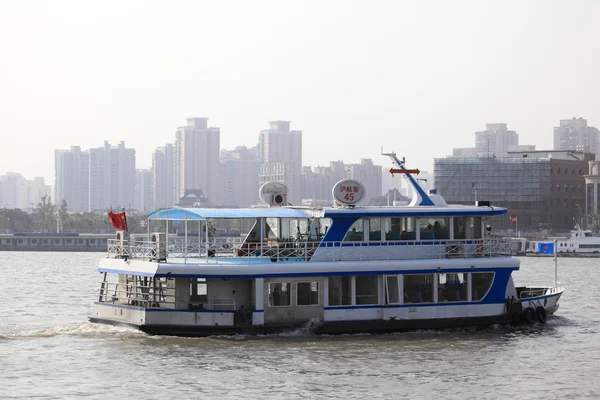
left=438, top=288, right=447, bottom=302
left=272, top=287, right=281, bottom=306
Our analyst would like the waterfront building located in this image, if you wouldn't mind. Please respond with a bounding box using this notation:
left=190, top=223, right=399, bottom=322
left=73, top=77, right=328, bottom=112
left=134, top=169, right=153, bottom=212
left=152, top=144, right=175, bottom=209
left=89, top=141, right=136, bottom=212
left=585, top=160, right=600, bottom=216
left=175, top=118, right=220, bottom=203
left=259, top=121, right=302, bottom=203
left=220, top=146, right=260, bottom=207
left=475, top=123, right=519, bottom=157
left=434, top=150, right=594, bottom=231
left=54, top=146, right=90, bottom=212
left=554, top=117, right=599, bottom=154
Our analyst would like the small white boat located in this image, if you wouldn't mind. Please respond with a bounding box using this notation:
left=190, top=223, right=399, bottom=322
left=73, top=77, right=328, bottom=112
left=526, top=226, right=600, bottom=257
left=89, top=152, right=564, bottom=336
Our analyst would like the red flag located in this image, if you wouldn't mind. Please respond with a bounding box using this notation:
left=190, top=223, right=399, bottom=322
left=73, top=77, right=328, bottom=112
left=511, top=217, right=517, bottom=223
left=108, top=211, right=128, bottom=231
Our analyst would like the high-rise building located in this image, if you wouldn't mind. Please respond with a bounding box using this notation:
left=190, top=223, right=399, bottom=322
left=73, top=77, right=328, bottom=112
left=220, top=146, right=260, bottom=207
left=30, top=177, right=52, bottom=207
left=554, top=117, right=599, bottom=154
left=175, top=118, right=220, bottom=203
left=343, top=159, right=383, bottom=202
left=300, top=159, right=382, bottom=205
left=89, top=141, right=136, bottom=211
left=474, top=123, right=519, bottom=157
left=152, top=143, right=175, bottom=209
left=258, top=121, right=302, bottom=203
left=0, top=173, right=51, bottom=210
left=134, top=169, right=153, bottom=213
left=54, top=146, right=90, bottom=212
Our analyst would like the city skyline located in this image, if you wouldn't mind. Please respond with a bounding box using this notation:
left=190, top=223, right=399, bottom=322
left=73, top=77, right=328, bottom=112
left=2, top=115, right=598, bottom=184
left=2, top=1, right=600, bottom=181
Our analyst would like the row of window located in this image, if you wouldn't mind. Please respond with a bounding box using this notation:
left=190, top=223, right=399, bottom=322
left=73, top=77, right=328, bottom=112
left=267, top=272, right=495, bottom=307
left=343, top=217, right=482, bottom=242
left=551, top=184, right=583, bottom=193
left=554, top=167, right=583, bottom=175
left=269, top=281, right=319, bottom=307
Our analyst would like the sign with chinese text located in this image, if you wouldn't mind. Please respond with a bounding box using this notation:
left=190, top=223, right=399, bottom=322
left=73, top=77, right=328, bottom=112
left=332, top=179, right=366, bottom=205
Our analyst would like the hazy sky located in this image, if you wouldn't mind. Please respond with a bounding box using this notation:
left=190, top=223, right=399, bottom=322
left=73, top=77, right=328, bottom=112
left=1, top=0, right=599, bottom=184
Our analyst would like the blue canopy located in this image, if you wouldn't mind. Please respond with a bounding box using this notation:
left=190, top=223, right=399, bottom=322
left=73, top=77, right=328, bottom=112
left=147, top=207, right=312, bottom=220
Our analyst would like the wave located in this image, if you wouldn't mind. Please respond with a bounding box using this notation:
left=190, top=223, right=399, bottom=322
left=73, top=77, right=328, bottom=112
left=1, top=322, right=147, bottom=340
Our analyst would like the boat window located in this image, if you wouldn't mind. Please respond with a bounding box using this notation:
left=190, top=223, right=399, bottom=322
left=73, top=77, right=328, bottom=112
left=265, top=218, right=279, bottom=239
left=385, top=275, right=400, bottom=304
left=343, top=219, right=364, bottom=242
left=268, top=282, right=291, bottom=307
left=355, top=275, right=379, bottom=305
left=310, top=218, right=332, bottom=240
left=297, top=282, right=319, bottom=306
left=190, top=278, right=207, bottom=301
left=369, top=218, right=382, bottom=241
left=438, top=273, right=468, bottom=302
left=328, top=276, right=352, bottom=306
left=289, top=219, right=314, bottom=241
left=419, top=217, right=449, bottom=240
left=471, top=272, right=494, bottom=301
left=404, top=274, right=434, bottom=303
left=385, top=217, right=416, bottom=240
left=454, top=217, right=482, bottom=239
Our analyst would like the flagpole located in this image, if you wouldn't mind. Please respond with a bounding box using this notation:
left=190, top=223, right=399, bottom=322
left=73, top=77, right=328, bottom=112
left=123, top=207, right=130, bottom=259
left=554, top=239, right=558, bottom=288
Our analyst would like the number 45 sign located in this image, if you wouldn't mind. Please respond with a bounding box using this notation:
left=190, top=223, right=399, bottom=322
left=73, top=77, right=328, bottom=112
left=333, top=179, right=366, bottom=205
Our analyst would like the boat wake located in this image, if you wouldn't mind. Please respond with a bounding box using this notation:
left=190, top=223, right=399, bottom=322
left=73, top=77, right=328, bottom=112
left=277, top=318, right=324, bottom=337
left=1, top=322, right=146, bottom=340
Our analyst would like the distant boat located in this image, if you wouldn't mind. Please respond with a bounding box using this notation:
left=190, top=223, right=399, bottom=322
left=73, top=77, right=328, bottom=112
left=509, top=237, right=528, bottom=256
left=526, top=226, right=600, bottom=257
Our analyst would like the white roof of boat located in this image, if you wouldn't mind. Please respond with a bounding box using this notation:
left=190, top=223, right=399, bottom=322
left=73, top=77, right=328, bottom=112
left=147, top=207, right=315, bottom=220
left=147, top=204, right=506, bottom=220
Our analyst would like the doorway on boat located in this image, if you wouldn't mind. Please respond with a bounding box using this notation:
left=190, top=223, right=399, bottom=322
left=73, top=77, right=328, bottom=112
left=187, top=277, right=254, bottom=326
left=264, top=278, right=324, bottom=325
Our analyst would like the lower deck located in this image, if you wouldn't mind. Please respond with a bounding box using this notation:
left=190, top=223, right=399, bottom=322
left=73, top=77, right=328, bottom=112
left=91, top=258, right=563, bottom=335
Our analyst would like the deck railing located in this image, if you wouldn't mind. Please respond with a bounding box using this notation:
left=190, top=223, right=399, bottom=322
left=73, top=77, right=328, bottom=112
left=107, top=237, right=512, bottom=263
left=98, top=281, right=176, bottom=308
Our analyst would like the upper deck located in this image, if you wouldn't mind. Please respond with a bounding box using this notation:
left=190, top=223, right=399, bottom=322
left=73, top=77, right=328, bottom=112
left=106, top=203, right=511, bottom=264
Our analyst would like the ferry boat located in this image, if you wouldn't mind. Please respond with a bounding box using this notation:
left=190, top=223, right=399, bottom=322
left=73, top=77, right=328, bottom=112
left=526, top=226, right=600, bottom=257
left=90, top=153, right=564, bottom=336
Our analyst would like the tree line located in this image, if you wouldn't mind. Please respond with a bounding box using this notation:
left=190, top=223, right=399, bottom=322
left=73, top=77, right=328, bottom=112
left=0, top=196, right=147, bottom=234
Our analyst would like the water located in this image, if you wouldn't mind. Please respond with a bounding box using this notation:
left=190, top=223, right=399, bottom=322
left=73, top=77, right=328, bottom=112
left=1, top=252, right=599, bottom=399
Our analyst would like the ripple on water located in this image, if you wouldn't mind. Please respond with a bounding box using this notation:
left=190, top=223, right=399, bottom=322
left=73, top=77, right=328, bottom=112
left=1, top=253, right=600, bottom=400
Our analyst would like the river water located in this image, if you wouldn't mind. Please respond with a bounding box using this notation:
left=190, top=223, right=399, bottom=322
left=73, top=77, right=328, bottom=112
left=1, top=252, right=598, bottom=399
